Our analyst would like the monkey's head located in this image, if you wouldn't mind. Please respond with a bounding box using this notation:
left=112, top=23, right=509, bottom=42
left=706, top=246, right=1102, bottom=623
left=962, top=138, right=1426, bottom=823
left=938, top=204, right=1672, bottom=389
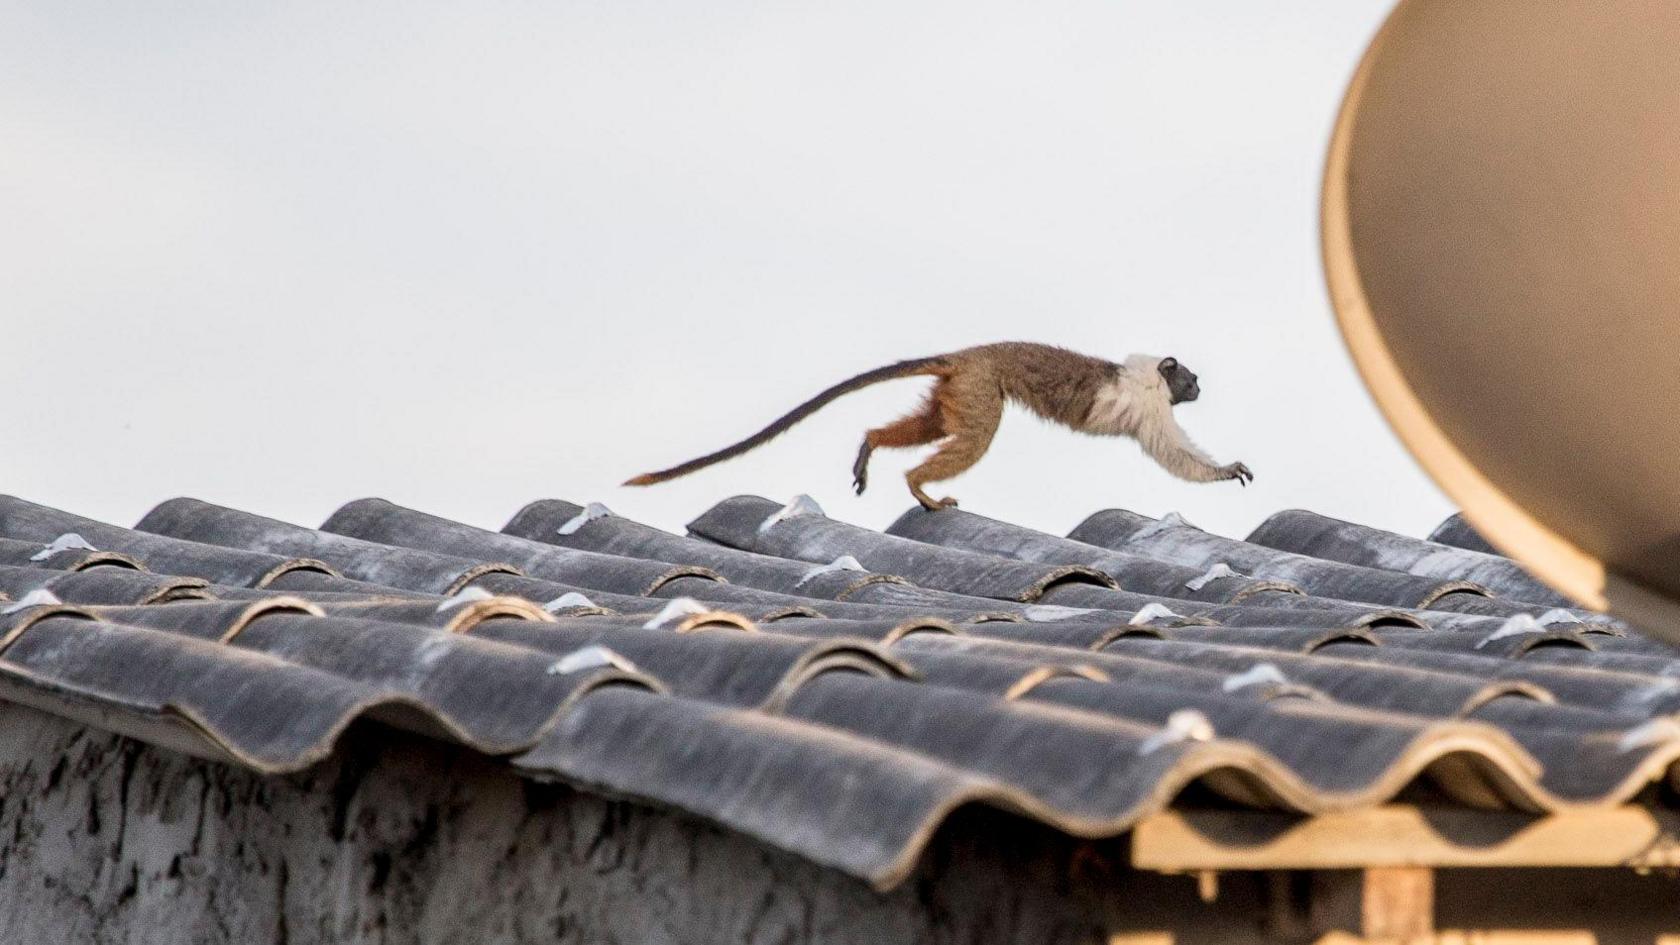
left=1158, top=357, right=1200, bottom=405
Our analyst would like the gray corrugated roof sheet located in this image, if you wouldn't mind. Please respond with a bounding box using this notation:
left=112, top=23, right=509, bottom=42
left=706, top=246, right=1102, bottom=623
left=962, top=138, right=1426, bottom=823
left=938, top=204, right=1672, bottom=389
left=1247, top=508, right=1571, bottom=607
left=1428, top=511, right=1502, bottom=555
left=0, top=491, right=1674, bottom=889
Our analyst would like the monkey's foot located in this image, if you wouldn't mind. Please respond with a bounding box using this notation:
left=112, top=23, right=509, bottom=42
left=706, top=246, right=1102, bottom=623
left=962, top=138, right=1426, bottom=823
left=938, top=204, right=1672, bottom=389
left=852, top=444, right=872, bottom=495
left=909, top=483, right=956, bottom=510
left=937, top=496, right=959, bottom=508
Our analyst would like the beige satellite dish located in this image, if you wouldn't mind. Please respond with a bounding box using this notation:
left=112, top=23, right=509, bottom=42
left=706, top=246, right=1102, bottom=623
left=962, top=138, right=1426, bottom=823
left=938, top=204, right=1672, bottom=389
left=1324, top=0, right=1680, bottom=642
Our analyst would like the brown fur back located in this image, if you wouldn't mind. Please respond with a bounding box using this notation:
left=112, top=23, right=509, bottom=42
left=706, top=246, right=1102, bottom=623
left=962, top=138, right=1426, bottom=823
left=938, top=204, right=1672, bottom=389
left=946, top=342, right=1119, bottom=427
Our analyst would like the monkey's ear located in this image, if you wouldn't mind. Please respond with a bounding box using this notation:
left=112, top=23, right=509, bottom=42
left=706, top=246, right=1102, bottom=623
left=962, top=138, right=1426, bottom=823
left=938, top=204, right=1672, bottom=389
left=1159, top=357, right=1177, bottom=371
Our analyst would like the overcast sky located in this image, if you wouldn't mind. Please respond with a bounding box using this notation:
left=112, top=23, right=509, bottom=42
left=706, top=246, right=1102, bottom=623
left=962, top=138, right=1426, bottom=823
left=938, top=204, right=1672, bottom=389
left=0, top=1, right=1442, bottom=543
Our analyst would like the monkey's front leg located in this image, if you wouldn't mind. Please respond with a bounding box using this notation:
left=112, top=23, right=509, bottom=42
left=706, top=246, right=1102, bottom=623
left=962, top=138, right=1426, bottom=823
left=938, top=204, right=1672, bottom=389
left=1138, top=416, right=1253, bottom=486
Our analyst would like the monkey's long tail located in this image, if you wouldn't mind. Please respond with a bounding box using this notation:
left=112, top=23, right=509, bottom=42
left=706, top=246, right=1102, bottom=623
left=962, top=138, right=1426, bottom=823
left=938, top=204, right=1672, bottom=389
left=624, top=356, right=948, bottom=486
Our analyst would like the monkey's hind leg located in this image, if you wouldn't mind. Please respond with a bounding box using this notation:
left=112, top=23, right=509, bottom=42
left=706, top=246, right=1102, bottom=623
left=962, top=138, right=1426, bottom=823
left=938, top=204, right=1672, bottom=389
left=904, top=377, right=1003, bottom=510
left=854, top=402, right=945, bottom=495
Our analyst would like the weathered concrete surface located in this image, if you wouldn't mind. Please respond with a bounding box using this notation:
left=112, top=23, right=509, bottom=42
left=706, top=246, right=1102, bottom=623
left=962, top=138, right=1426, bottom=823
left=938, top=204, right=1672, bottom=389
left=0, top=705, right=1195, bottom=945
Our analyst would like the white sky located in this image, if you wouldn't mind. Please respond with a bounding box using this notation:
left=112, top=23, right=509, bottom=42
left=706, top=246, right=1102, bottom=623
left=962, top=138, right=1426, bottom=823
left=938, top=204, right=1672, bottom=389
left=0, top=1, right=1448, bottom=542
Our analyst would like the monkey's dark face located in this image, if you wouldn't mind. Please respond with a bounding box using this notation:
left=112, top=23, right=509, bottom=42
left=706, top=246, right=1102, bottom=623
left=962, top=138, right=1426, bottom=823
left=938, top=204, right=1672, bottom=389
left=1158, top=357, right=1200, bottom=405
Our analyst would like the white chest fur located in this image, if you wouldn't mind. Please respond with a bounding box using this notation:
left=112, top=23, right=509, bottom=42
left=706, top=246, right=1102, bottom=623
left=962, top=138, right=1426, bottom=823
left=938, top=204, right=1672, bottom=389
left=1083, top=376, right=1143, bottom=436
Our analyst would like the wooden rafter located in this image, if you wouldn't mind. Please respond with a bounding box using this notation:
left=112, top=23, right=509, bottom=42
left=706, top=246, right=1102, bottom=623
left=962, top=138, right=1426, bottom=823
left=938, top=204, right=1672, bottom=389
left=1132, top=805, right=1680, bottom=872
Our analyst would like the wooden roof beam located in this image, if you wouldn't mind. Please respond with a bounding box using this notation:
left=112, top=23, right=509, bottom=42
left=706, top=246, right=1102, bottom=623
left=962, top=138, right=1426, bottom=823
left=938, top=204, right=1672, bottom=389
left=1131, top=805, right=1680, bottom=872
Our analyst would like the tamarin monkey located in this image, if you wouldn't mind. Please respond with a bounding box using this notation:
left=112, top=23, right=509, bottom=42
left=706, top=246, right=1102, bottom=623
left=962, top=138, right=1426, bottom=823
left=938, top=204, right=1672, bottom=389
left=625, top=341, right=1253, bottom=510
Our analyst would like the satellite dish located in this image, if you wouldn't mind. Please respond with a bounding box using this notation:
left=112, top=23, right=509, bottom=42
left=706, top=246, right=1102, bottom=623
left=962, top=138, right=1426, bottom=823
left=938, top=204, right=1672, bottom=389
left=1324, top=0, right=1680, bottom=642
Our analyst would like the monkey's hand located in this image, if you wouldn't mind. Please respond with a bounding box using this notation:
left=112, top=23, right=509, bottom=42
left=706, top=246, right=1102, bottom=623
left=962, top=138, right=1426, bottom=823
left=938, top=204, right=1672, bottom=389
left=1221, top=462, right=1254, bottom=486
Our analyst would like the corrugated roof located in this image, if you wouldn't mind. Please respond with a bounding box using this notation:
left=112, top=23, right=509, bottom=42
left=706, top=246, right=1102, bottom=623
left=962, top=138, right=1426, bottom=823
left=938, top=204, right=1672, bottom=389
left=0, top=492, right=1674, bottom=889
